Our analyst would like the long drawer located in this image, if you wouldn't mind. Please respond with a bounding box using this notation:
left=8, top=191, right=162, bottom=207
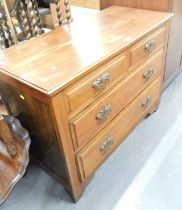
left=70, top=49, right=164, bottom=150
left=64, top=51, right=129, bottom=115
left=76, top=76, right=161, bottom=181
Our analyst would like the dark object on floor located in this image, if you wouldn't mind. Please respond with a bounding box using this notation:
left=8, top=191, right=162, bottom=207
left=0, top=115, right=31, bottom=205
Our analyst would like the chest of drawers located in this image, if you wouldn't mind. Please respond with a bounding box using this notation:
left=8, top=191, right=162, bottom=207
left=0, top=7, right=172, bottom=202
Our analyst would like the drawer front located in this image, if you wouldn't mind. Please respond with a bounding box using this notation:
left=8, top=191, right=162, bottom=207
left=130, top=27, right=165, bottom=67
left=64, top=52, right=129, bottom=114
left=76, top=77, right=161, bottom=181
left=70, top=49, right=163, bottom=150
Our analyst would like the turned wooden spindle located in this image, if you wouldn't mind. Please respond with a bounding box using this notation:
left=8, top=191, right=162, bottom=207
left=55, top=0, right=63, bottom=26
left=0, top=20, right=6, bottom=49
left=0, top=119, right=17, bottom=156
left=26, top=0, right=39, bottom=36
left=32, top=0, right=44, bottom=34
left=1, top=16, right=14, bottom=47
left=0, top=0, right=18, bottom=44
left=19, top=0, right=32, bottom=39
left=64, top=0, right=71, bottom=23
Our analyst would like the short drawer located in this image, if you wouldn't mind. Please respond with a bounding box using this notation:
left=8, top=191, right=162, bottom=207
left=70, top=49, right=163, bottom=150
left=76, top=77, right=161, bottom=181
left=64, top=52, right=129, bottom=114
left=130, top=27, right=165, bottom=67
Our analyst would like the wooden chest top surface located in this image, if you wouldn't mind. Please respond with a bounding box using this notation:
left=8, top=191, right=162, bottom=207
left=0, top=6, right=172, bottom=95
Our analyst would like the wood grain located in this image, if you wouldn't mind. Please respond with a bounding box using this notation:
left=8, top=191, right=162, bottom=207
left=0, top=115, right=30, bottom=204
left=107, top=0, right=181, bottom=89
left=111, top=0, right=172, bottom=12
left=0, top=6, right=172, bottom=202
left=130, top=27, right=165, bottom=66
left=0, top=81, right=69, bottom=182
left=70, top=49, right=164, bottom=150
left=164, top=0, right=182, bottom=84
left=100, top=0, right=112, bottom=9
left=77, top=76, right=161, bottom=180
left=64, top=51, right=129, bottom=114
left=70, top=0, right=100, bottom=9
left=0, top=6, right=172, bottom=95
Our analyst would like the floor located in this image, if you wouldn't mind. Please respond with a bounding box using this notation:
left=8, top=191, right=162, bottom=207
left=1, top=72, right=182, bottom=210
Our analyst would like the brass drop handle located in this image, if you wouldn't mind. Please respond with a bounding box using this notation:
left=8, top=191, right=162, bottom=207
left=144, top=39, right=156, bottom=53
left=143, top=67, right=154, bottom=80
left=96, top=104, right=112, bottom=123
left=100, top=137, right=114, bottom=154
left=7, top=143, right=16, bottom=156
left=92, top=73, right=110, bottom=93
left=142, top=96, right=152, bottom=108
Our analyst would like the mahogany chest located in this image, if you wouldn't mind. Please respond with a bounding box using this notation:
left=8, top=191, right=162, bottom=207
left=0, top=6, right=172, bottom=201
